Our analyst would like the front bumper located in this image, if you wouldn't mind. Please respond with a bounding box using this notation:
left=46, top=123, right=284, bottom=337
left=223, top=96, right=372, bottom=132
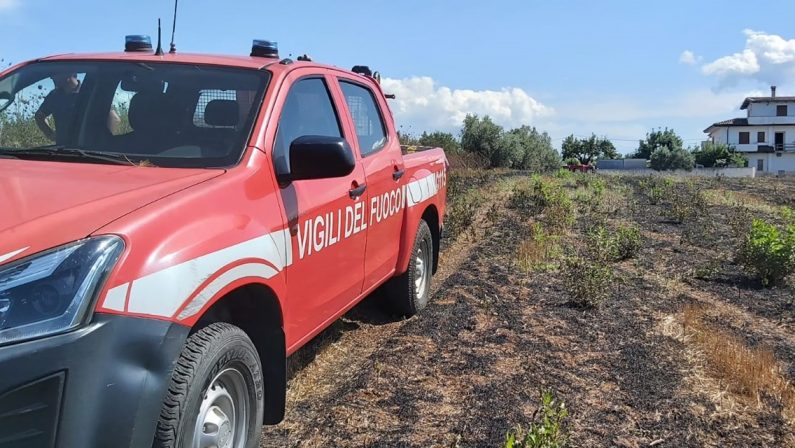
left=0, top=314, right=189, bottom=447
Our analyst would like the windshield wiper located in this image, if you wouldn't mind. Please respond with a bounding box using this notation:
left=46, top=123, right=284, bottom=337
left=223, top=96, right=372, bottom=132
left=0, top=146, right=154, bottom=166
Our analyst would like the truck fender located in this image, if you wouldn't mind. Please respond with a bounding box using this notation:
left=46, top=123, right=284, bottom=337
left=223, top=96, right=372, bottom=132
left=394, top=168, right=445, bottom=275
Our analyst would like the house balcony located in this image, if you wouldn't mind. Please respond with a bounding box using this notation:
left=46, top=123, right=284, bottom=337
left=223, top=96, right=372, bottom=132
left=733, top=143, right=795, bottom=153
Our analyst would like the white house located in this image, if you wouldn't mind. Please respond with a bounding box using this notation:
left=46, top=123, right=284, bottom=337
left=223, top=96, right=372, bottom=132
left=704, top=86, right=795, bottom=175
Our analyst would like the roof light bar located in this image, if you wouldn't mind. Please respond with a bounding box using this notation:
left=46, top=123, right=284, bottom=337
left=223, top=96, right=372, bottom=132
left=251, top=40, right=279, bottom=58
left=125, top=35, right=153, bottom=52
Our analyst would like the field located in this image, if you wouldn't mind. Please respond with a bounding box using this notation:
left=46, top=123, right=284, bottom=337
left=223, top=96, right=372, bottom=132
left=261, top=169, right=795, bottom=447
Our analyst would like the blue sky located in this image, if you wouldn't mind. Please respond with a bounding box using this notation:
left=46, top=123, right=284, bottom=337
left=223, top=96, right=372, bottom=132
left=3, top=0, right=795, bottom=153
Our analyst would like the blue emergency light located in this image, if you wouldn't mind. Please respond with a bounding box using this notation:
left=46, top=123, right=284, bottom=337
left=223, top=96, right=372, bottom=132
left=125, top=35, right=153, bottom=52
left=251, top=40, right=279, bottom=58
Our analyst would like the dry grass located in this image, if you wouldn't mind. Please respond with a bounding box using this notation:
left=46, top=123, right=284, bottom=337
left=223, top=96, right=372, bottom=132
left=515, top=223, right=560, bottom=272
left=681, top=304, right=795, bottom=422
left=703, top=188, right=779, bottom=215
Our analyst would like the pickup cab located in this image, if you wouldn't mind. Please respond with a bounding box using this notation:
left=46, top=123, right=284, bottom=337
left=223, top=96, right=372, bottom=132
left=0, top=38, right=447, bottom=447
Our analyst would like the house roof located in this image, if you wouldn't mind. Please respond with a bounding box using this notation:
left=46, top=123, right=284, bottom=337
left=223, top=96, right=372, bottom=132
left=740, top=96, right=795, bottom=109
left=703, top=118, right=749, bottom=133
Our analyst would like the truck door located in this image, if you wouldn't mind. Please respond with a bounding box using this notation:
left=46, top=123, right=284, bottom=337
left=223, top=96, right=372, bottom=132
left=272, top=75, right=368, bottom=348
left=336, top=79, right=405, bottom=290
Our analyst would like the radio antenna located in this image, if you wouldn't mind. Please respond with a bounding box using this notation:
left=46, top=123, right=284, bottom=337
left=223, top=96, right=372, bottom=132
left=169, top=0, right=179, bottom=54
left=154, top=19, right=164, bottom=55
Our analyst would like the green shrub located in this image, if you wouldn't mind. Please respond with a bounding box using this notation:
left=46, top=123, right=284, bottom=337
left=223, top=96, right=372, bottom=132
left=418, top=131, right=461, bottom=154
left=692, top=142, right=747, bottom=168
left=509, top=176, right=575, bottom=228
left=587, top=224, right=642, bottom=262
left=650, top=147, right=695, bottom=171
left=504, top=390, right=568, bottom=448
left=509, top=176, right=554, bottom=212
left=587, top=226, right=615, bottom=262
left=445, top=191, right=483, bottom=239
left=562, top=255, right=613, bottom=308
left=612, top=224, right=642, bottom=260
left=544, top=197, right=575, bottom=230
left=509, top=179, right=539, bottom=212
left=554, top=168, right=574, bottom=180
left=638, top=177, right=671, bottom=205
left=664, top=181, right=706, bottom=224
left=736, top=218, right=795, bottom=286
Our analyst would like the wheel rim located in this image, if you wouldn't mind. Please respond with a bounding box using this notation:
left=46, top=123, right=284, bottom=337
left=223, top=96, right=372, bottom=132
left=414, top=237, right=432, bottom=300
left=193, top=368, right=249, bottom=448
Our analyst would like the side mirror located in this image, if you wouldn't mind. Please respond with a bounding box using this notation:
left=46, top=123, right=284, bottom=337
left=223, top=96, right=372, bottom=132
left=0, top=92, right=13, bottom=114
left=282, top=135, right=356, bottom=182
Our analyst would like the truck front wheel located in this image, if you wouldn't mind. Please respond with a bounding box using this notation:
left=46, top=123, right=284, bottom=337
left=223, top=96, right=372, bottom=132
left=154, top=323, right=264, bottom=448
left=386, top=219, right=434, bottom=316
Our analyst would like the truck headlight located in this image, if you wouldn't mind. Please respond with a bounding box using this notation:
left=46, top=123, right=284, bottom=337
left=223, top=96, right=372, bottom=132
left=0, top=236, right=124, bottom=346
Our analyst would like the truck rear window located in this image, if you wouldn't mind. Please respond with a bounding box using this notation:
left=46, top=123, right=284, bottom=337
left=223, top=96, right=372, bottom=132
left=0, top=61, right=269, bottom=168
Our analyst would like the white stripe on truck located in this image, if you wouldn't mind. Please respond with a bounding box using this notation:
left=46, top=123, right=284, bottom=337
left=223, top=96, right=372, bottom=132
left=101, top=229, right=290, bottom=319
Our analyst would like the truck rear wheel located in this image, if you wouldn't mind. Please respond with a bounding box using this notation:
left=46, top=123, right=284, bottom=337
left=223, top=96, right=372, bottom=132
left=154, top=323, right=264, bottom=448
left=386, top=219, right=434, bottom=316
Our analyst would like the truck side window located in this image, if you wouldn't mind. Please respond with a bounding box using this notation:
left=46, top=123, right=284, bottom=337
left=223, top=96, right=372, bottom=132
left=273, top=78, right=342, bottom=176
left=339, top=81, right=387, bottom=156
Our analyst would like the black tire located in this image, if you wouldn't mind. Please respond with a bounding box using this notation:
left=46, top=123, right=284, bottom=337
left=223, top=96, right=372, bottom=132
left=153, top=323, right=264, bottom=448
left=385, top=219, right=434, bottom=316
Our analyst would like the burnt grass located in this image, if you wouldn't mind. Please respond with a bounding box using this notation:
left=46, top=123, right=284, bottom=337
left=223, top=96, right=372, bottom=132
left=261, top=172, right=795, bottom=447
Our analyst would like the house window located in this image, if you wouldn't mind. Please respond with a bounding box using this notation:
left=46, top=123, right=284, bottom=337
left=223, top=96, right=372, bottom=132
left=758, top=132, right=765, bottom=143
left=777, top=105, right=788, bottom=116
left=757, top=159, right=764, bottom=172
left=739, top=132, right=750, bottom=144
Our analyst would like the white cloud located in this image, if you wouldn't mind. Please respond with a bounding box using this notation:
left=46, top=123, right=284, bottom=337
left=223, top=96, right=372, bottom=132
left=0, top=0, right=18, bottom=11
left=679, top=50, right=700, bottom=65
left=702, top=49, right=759, bottom=77
left=700, top=29, right=795, bottom=88
left=381, top=76, right=552, bottom=133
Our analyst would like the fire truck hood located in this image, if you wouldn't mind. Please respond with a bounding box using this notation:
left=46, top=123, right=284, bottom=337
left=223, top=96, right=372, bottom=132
left=0, top=159, right=223, bottom=265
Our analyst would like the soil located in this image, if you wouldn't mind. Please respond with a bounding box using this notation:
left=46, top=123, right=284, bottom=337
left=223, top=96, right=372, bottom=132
left=260, top=172, right=795, bottom=448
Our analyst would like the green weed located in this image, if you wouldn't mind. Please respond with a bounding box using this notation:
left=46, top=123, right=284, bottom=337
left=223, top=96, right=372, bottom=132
left=504, top=390, right=569, bottom=448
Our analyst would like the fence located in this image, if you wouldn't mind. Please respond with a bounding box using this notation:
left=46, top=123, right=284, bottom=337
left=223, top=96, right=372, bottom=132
left=599, top=167, right=757, bottom=178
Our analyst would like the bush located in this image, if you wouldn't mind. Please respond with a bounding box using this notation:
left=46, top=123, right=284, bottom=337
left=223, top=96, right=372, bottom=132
left=445, top=191, right=484, bottom=239
left=693, top=142, right=747, bottom=168
left=612, top=224, right=642, bottom=260
left=504, top=390, right=568, bottom=448
left=650, top=147, right=694, bottom=171
left=562, top=255, right=614, bottom=308
left=586, top=224, right=641, bottom=262
left=736, top=217, right=795, bottom=286
left=637, top=177, right=672, bottom=205
left=664, top=181, right=705, bottom=224
left=553, top=168, right=574, bottom=180
left=418, top=131, right=461, bottom=154
left=544, top=196, right=575, bottom=230
left=509, top=176, right=554, bottom=212
left=509, top=177, right=575, bottom=228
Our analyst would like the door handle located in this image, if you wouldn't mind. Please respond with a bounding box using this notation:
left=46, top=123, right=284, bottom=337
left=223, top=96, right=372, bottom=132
left=349, top=183, right=367, bottom=199
left=392, top=168, right=405, bottom=181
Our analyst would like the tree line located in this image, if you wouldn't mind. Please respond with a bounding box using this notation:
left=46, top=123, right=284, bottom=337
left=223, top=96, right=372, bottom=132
left=400, top=117, right=746, bottom=172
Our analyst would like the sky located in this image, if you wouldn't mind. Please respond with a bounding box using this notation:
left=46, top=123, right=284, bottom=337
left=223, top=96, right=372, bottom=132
left=2, top=0, right=795, bottom=153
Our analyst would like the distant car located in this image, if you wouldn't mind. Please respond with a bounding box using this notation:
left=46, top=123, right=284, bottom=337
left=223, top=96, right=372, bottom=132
left=564, top=163, right=596, bottom=173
